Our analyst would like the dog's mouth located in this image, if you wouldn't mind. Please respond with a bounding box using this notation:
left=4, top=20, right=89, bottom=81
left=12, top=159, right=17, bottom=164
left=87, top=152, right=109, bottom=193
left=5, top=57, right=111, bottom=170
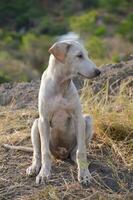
left=77, top=72, right=89, bottom=79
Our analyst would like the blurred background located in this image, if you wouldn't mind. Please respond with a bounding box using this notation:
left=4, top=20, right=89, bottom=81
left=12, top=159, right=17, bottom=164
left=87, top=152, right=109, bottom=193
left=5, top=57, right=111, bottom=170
left=0, top=0, right=132, bottom=83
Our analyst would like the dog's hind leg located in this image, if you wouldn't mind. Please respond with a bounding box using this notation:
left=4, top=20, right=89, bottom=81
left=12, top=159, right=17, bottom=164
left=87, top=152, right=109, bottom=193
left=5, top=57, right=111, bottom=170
left=70, top=115, right=93, bottom=163
left=26, top=119, right=41, bottom=176
left=84, top=115, right=93, bottom=142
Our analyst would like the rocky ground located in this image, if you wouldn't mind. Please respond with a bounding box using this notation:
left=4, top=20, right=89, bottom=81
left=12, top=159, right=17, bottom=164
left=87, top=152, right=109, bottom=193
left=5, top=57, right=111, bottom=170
left=0, top=59, right=133, bottom=200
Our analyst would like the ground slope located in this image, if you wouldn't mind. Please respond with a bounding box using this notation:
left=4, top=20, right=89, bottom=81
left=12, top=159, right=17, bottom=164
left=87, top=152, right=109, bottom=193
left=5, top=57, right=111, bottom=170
left=0, top=60, right=133, bottom=200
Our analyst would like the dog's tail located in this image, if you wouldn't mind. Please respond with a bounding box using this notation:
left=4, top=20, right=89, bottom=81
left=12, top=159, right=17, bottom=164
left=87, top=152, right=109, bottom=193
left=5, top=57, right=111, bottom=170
left=2, top=144, right=33, bottom=152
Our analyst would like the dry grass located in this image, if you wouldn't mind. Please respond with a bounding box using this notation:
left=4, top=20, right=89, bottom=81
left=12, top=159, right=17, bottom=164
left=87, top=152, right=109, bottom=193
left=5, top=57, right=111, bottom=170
left=81, top=81, right=133, bottom=166
left=0, top=82, right=133, bottom=200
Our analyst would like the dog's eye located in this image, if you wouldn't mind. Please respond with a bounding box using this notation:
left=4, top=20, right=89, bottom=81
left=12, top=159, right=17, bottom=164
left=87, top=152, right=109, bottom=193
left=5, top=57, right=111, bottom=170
left=77, top=54, right=83, bottom=59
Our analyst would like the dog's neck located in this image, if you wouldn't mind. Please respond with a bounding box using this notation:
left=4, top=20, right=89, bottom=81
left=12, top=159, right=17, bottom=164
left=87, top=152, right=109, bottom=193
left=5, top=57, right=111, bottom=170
left=47, top=55, right=73, bottom=94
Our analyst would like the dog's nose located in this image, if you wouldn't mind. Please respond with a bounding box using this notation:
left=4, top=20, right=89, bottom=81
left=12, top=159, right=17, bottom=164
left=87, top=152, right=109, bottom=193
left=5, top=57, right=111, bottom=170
left=95, top=69, right=101, bottom=76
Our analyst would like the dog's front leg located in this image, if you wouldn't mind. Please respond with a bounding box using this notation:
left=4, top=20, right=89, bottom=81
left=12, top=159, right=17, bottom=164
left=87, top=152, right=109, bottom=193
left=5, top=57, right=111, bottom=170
left=36, top=117, right=51, bottom=185
left=76, top=115, right=91, bottom=185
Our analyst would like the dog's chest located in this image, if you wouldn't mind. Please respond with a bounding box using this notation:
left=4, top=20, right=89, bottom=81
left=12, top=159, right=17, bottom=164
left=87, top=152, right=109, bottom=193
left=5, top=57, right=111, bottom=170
left=47, top=95, right=75, bottom=120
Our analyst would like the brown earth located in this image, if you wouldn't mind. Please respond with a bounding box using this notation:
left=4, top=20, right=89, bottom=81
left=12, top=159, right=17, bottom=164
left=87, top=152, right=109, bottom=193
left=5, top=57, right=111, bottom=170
left=0, top=59, right=133, bottom=199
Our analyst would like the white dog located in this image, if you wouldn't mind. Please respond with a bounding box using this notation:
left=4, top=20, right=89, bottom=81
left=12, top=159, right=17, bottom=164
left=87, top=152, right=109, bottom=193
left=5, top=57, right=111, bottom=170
left=4, top=40, right=101, bottom=185
left=26, top=40, right=101, bottom=185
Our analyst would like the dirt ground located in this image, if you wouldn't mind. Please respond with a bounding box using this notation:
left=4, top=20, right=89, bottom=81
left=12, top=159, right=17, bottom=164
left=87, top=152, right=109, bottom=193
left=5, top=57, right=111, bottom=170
left=0, top=59, right=133, bottom=199
left=0, top=106, right=132, bottom=200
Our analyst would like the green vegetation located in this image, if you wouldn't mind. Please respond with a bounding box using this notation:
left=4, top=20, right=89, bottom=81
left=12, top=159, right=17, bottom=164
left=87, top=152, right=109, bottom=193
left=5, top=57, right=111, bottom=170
left=21, top=33, right=54, bottom=72
left=70, top=10, right=98, bottom=35
left=0, top=0, right=132, bottom=82
left=117, top=13, right=133, bottom=42
left=86, top=36, right=106, bottom=59
left=0, top=70, right=11, bottom=83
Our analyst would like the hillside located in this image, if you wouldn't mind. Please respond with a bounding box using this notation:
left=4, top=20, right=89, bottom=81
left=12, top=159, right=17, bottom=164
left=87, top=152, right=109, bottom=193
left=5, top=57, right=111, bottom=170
left=0, top=60, right=133, bottom=200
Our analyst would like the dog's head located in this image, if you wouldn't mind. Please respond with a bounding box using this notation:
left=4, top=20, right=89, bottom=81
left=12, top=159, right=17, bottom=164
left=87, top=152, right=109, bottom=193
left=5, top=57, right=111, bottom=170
left=49, top=40, right=101, bottom=79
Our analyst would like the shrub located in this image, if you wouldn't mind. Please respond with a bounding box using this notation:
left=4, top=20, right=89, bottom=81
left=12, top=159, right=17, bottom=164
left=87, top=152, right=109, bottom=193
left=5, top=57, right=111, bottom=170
left=117, top=13, right=133, bottom=42
left=70, top=10, right=97, bottom=34
left=86, top=36, right=106, bottom=59
left=103, top=13, right=119, bottom=24
left=21, top=33, right=54, bottom=72
left=0, top=0, right=42, bottom=29
left=0, top=51, right=11, bottom=60
left=0, top=70, right=11, bottom=83
left=35, top=16, right=67, bottom=35
left=0, top=31, right=22, bottom=51
left=112, top=54, right=121, bottom=63
left=95, top=25, right=106, bottom=36
left=99, top=0, right=129, bottom=12
left=70, top=10, right=106, bottom=37
left=0, top=58, right=38, bottom=82
left=82, top=0, right=99, bottom=9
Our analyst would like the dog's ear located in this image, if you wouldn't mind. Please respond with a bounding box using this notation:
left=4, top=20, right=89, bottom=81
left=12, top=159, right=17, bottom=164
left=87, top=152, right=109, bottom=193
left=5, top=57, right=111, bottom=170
left=48, top=42, right=71, bottom=63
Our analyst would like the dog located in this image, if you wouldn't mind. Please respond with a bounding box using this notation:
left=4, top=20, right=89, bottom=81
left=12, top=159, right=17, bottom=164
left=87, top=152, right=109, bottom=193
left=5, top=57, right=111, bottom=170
left=26, top=40, right=101, bottom=185
left=4, top=40, right=101, bottom=185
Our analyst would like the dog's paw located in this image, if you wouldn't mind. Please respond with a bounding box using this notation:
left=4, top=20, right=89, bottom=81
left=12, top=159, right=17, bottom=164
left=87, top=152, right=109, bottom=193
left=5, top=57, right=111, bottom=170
left=36, top=166, right=51, bottom=185
left=26, top=163, right=41, bottom=177
left=78, top=168, right=91, bottom=186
